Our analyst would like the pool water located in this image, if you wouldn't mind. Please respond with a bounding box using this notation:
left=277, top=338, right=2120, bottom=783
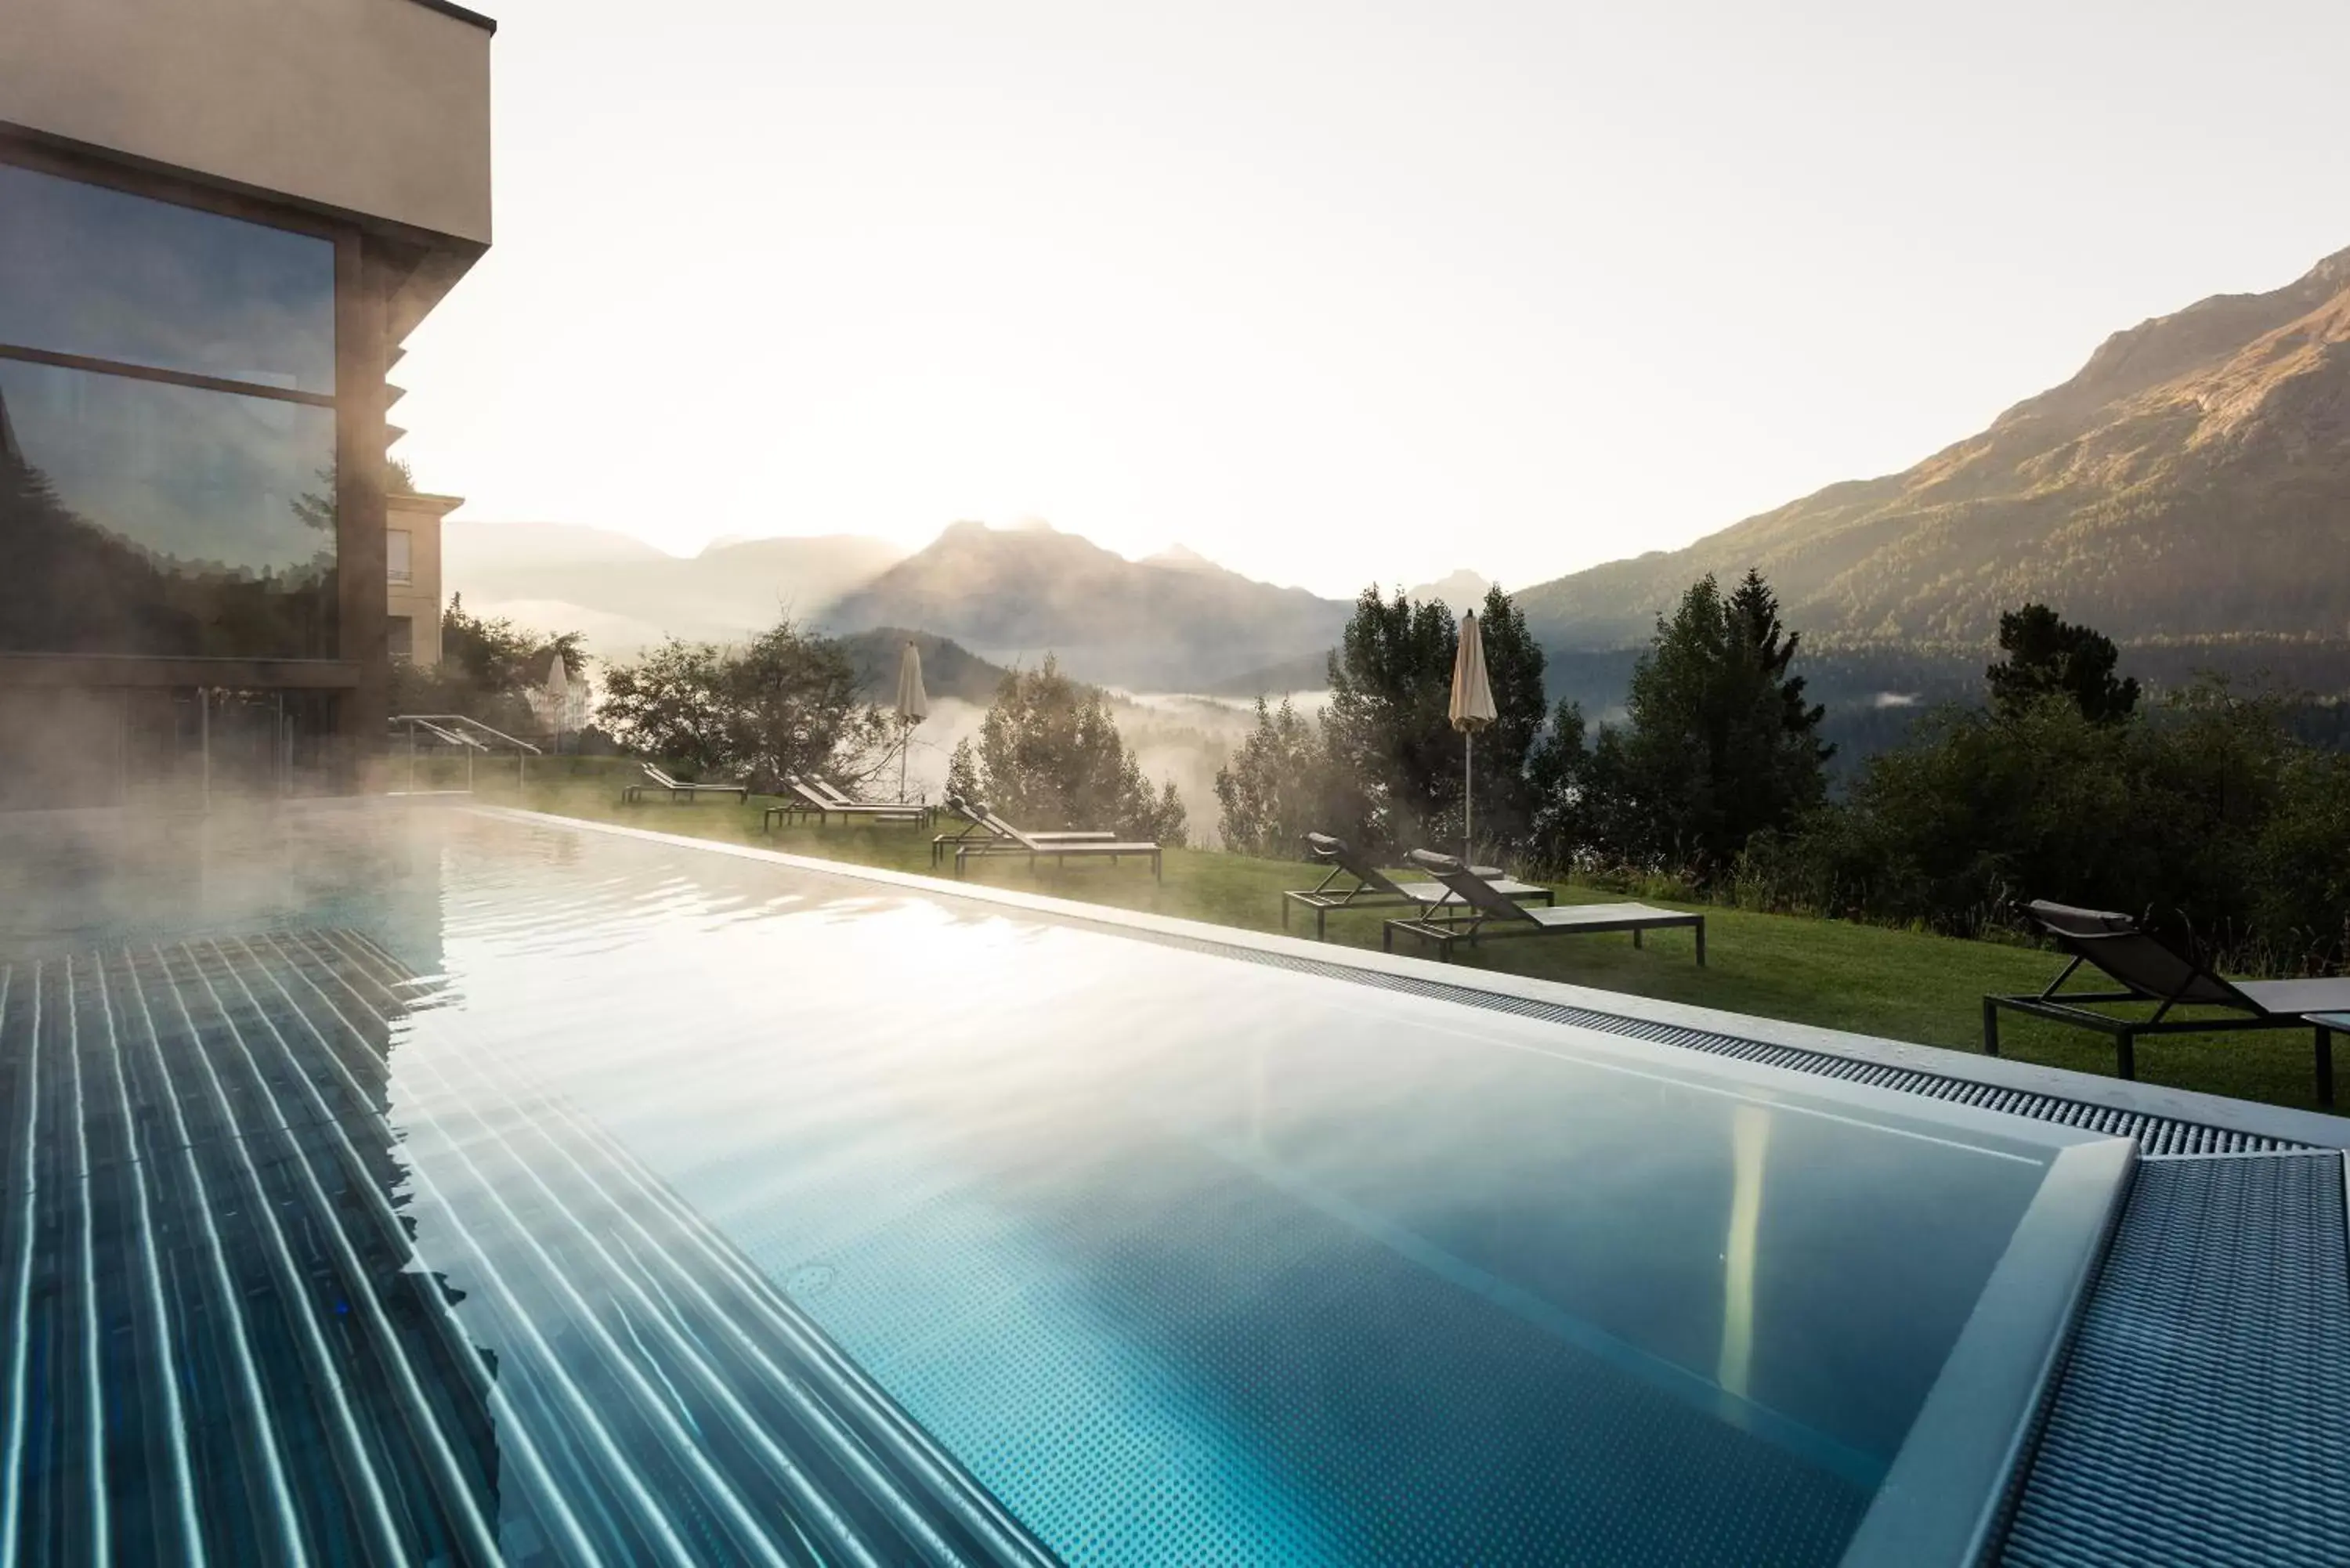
left=0, top=804, right=2127, bottom=1566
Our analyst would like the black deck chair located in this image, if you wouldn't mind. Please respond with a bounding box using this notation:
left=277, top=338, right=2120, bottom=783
left=1280, top=833, right=1554, bottom=939
left=1383, top=851, right=1705, bottom=965
left=1984, top=900, right=2349, bottom=1104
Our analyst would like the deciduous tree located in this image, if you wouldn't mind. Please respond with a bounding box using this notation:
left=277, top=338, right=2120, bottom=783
left=596, top=615, right=887, bottom=789
left=390, top=594, right=586, bottom=735
left=960, top=656, right=1188, bottom=844
left=1213, top=695, right=1333, bottom=857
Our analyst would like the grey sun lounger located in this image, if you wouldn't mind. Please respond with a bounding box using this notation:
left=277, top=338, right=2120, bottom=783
left=1383, top=851, right=1705, bottom=965
left=808, top=776, right=931, bottom=819
left=764, top=775, right=929, bottom=830
left=622, top=763, right=750, bottom=804
left=1282, top=832, right=1554, bottom=940
left=1984, top=900, right=2349, bottom=1104
left=953, top=808, right=1161, bottom=882
left=930, top=795, right=1115, bottom=867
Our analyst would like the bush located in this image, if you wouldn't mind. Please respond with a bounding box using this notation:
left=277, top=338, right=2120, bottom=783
left=2252, top=747, right=2350, bottom=974
left=1737, top=683, right=2350, bottom=974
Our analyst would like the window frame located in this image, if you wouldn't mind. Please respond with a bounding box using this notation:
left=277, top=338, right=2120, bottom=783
left=0, top=141, right=347, bottom=412
left=0, top=133, right=383, bottom=678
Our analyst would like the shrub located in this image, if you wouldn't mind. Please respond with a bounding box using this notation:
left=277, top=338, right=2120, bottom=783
left=1737, top=682, right=2350, bottom=974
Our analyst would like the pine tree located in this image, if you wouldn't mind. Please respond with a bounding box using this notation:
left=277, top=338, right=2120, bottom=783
left=1987, top=604, right=2140, bottom=724
left=1605, top=569, right=1831, bottom=876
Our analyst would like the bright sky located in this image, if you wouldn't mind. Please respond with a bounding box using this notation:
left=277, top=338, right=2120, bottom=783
left=393, top=0, right=2350, bottom=598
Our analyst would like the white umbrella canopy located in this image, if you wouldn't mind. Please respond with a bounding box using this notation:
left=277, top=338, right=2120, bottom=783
left=1450, top=612, right=1497, bottom=859
left=1449, top=612, right=1495, bottom=733
left=893, top=641, right=929, bottom=801
left=534, top=651, right=571, bottom=749
left=893, top=641, right=930, bottom=724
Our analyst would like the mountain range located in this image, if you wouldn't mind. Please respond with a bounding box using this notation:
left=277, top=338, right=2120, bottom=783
left=1515, top=244, right=2350, bottom=651
left=446, top=242, right=2350, bottom=707
left=821, top=521, right=1350, bottom=690
left=450, top=518, right=1356, bottom=692
left=443, top=525, right=909, bottom=653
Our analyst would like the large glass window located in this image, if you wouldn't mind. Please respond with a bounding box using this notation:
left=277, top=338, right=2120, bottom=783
left=0, top=359, right=338, bottom=658
left=0, top=158, right=342, bottom=660
left=387, top=529, right=413, bottom=583
left=0, top=162, right=336, bottom=394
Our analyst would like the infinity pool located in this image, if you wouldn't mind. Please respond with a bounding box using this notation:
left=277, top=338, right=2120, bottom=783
left=0, top=803, right=2129, bottom=1566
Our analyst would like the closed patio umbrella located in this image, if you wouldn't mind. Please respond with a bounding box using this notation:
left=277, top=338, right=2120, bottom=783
left=1449, top=611, right=1496, bottom=861
left=894, top=641, right=929, bottom=803
left=537, top=652, right=570, bottom=753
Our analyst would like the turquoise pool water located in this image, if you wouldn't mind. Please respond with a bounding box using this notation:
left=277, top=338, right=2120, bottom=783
left=0, top=804, right=2125, bottom=1566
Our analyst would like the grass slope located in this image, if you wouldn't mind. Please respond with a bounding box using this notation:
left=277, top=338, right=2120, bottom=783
left=494, top=761, right=2341, bottom=1115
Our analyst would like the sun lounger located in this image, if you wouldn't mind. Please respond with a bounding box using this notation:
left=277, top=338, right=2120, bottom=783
left=1383, top=851, right=1705, bottom=965
left=1281, top=832, right=1554, bottom=939
left=930, top=795, right=1116, bottom=867
left=764, top=775, right=930, bottom=830
left=621, top=763, right=750, bottom=804
left=808, top=776, right=931, bottom=818
left=1984, top=900, right=2349, bottom=1104
left=953, top=807, right=1161, bottom=882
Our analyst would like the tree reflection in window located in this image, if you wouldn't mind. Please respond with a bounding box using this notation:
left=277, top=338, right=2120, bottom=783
left=0, top=365, right=337, bottom=659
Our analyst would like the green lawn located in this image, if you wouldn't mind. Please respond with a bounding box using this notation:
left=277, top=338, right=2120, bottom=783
left=468, top=761, right=2341, bottom=1115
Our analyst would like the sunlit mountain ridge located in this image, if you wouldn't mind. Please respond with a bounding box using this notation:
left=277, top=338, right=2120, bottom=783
left=1516, top=243, right=2350, bottom=652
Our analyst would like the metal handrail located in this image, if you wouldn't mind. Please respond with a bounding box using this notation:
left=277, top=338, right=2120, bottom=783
left=401, top=717, right=477, bottom=750
left=392, top=714, right=543, bottom=755
left=390, top=713, right=543, bottom=794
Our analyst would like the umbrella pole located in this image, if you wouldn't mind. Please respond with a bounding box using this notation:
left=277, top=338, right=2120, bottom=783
left=899, top=718, right=909, bottom=804
left=1464, top=732, right=1473, bottom=863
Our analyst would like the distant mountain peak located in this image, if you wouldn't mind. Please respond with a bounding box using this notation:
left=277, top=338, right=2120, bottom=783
left=1143, top=543, right=1220, bottom=573
left=1407, top=569, right=1495, bottom=607
left=824, top=522, right=1349, bottom=689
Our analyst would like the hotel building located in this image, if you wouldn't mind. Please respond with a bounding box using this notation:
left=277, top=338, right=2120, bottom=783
left=0, top=0, right=493, bottom=805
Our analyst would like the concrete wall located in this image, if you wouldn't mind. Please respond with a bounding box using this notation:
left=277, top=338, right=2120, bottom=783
left=388, top=491, right=460, bottom=667
left=0, top=0, right=491, bottom=245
